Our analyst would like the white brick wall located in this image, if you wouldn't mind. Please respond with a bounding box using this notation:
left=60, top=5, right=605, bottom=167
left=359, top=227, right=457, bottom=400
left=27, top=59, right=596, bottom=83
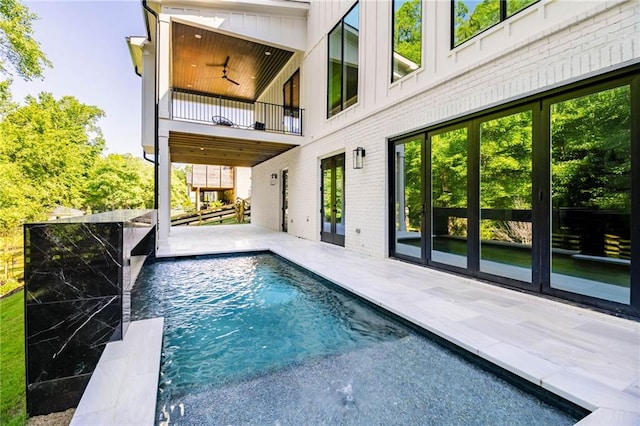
left=252, top=0, right=640, bottom=259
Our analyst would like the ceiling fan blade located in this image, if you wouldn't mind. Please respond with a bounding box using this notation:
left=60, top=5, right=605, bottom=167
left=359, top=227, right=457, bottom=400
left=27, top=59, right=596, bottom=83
left=226, top=77, right=240, bottom=86
left=223, top=56, right=230, bottom=68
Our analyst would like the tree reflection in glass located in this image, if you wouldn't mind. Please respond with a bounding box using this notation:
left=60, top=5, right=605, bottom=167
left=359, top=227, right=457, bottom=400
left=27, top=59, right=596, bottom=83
left=431, top=127, right=467, bottom=268
left=479, top=110, right=533, bottom=282
left=394, top=138, right=422, bottom=259
left=550, top=85, right=631, bottom=304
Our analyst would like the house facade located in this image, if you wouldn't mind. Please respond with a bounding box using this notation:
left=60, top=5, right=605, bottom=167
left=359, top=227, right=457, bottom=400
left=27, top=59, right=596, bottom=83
left=128, top=0, right=639, bottom=317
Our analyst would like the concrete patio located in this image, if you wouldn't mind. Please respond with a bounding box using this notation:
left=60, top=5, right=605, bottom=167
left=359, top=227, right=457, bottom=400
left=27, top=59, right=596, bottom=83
left=77, top=224, right=639, bottom=424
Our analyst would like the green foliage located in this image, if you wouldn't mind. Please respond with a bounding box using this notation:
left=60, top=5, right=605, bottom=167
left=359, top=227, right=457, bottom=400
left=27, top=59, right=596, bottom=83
left=171, top=167, right=192, bottom=210
left=0, top=93, right=105, bottom=233
left=399, top=84, right=630, bottom=245
left=551, top=85, right=631, bottom=211
left=0, top=92, right=193, bottom=234
left=454, top=0, right=537, bottom=46
left=432, top=128, right=467, bottom=208
left=401, top=139, right=422, bottom=230
left=480, top=110, right=532, bottom=210
left=454, top=0, right=500, bottom=46
left=0, top=0, right=51, bottom=114
left=0, top=290, right=26, bottom=426
left=394, top=0, right=421, bottom=65
left=84, top=155, right=192, bottom=212
left=0, top=0, right=51, bottom=80
left=84, top=154, right=153, bottom=212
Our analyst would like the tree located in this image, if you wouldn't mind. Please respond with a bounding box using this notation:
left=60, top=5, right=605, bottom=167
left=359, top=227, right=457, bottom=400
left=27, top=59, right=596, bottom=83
left=84, top=155, right=193, bottom=213
left=454, top=0, right=537, bottom=46
left=0, top=0, right=51, bottom=111
left=171, top=167, right=192, bottom=210
left=0, top=93, right=104, bottom=233
left=84, top=154, right=154, bottom=212
left=394, top=0, right=421, bottom=65
left=551, top=85, right=631, bottom=211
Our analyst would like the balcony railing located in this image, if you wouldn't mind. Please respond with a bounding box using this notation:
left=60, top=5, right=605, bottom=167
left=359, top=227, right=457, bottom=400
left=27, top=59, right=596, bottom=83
left=171, top=88, right=304, bottom=136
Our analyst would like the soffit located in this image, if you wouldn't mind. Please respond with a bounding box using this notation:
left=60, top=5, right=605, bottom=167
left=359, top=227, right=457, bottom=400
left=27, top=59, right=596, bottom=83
left=169, top=131, right=296, bottom=167
left=172, top=22, right=294, bottom=102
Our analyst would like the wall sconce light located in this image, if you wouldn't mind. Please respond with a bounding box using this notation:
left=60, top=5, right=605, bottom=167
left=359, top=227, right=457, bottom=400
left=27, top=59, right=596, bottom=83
left=270, top=173, right=278, bottom=186
left=353, top=147, right=366, bottom=169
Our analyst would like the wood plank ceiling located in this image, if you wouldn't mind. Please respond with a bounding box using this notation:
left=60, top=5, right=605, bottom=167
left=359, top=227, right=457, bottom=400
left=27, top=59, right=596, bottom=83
left=172, top=22, right=294, bottom=102
left=169, top=132, right=297, bottom=167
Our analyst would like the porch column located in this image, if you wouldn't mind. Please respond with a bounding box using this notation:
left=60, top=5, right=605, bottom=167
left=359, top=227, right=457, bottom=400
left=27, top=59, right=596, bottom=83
left=158, top=131, right=171, bottom=250
left=157, top=15, right=171, bottom=120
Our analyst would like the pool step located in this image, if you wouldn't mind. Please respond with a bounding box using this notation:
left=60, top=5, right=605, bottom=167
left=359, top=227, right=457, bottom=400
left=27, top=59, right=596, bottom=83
left=70, top=317, right=164, bottom=426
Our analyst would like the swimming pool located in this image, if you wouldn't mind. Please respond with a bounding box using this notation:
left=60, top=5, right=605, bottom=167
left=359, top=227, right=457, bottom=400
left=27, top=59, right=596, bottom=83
left=132, top=253, right=583, bottom=425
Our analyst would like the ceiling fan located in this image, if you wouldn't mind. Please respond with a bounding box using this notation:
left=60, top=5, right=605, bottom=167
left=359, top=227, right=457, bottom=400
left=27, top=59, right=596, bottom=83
left=207, top=56, right=240, bottom=86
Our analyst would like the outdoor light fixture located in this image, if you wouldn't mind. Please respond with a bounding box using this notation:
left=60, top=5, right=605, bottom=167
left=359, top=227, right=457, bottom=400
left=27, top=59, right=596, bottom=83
left=270, top=173, right=278, bottom=186
left=353, top=147, right=366, bottom=169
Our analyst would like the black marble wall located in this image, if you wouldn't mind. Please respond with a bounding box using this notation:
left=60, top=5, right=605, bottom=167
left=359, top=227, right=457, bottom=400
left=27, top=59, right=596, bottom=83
left=24, top=210, right=156, bottom=416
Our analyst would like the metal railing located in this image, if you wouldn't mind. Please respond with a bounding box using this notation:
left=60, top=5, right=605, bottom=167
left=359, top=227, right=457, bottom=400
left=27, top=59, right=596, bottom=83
left=171, top=88, right=304, bottom=136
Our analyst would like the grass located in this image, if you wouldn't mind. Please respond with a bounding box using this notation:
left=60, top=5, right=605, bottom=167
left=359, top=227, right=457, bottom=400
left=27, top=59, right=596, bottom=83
left=0, top=290, right=26, bottom=426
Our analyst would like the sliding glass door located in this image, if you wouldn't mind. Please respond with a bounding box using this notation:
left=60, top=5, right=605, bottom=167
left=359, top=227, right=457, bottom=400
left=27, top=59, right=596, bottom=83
left=548, top=84, right=631, bottom=304
left=430, top=126, right=468, bottom=269
left=479, top=109, right=533, bottom=283
left=391, top=136, right=423, bottom=261
left=389, top=69, right=638, bottom=314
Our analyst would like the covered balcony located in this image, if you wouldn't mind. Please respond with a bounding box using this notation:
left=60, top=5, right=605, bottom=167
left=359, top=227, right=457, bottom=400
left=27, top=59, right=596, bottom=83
left=171, top=88, right=303, bottom=136
left=168, top=21, right=303, bottom=138
left=127, top=0, right=308, bottom=246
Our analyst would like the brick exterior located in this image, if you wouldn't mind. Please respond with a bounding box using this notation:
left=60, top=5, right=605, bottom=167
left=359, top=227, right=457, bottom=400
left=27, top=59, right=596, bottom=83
left=252, top=0, right=640, bottom=258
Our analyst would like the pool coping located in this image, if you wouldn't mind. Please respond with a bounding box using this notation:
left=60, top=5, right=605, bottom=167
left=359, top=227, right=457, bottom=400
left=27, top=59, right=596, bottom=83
left=70, top=317, right=164, bottom=426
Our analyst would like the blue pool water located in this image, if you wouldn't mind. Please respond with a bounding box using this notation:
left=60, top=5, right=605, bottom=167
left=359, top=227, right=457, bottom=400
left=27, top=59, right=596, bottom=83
left=132, top=254, right=583, bottom=425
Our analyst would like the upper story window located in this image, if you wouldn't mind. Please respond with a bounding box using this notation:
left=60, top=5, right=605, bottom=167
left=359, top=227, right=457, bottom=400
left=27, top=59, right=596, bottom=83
left=392, top=0, right=422, bottom=82
left=452, top=0, right=539, bottom=47
left=328, top=3, right=359, bottom=118
left=284, top=69, right=300, bottom=118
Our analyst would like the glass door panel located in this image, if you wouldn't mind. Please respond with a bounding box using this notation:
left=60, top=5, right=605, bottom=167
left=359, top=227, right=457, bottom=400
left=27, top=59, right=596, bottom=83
left=431, top=127, right=468, bottom=268
left=282, top=169, right=289, bottom=232
left=335, top=154, right=345, bottom=240
left=321, top=154, right=346, bottom=246
left=393, top=138, right=423, bottom=259
left=550, top=85, right=631, bottom=304
left=479, top=110, right=533, bottom=282
left=322, top=161, right=333, bottom=234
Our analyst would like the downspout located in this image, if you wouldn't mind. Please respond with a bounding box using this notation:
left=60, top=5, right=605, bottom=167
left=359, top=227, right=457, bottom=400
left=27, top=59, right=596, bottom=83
left=142, top=0, right=159, bottom=211
left=143, top=151, right=155, bottom=164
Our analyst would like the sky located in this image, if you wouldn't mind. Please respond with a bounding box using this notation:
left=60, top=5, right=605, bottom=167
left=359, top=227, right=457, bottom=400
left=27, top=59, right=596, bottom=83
left=10, top=0, right=148, bottom=157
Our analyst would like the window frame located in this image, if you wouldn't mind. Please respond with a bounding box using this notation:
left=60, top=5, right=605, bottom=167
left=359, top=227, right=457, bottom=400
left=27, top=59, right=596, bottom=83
left=450, top=0, right=540, bottom=49
left=391, top=0, right=423, bottom=83
left=283, top=69, right=300, bottom=119
left=327, top=2, right=360, bottom=118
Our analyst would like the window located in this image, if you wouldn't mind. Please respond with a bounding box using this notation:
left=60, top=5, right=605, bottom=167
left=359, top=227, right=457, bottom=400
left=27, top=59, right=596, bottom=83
left=452, top=0, right=538, bottom=47
left=283, top=69, right=300, bottom=118
left=328, top=3, right=359, bottom=118
left=392, top=0, right=422, bottom=82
